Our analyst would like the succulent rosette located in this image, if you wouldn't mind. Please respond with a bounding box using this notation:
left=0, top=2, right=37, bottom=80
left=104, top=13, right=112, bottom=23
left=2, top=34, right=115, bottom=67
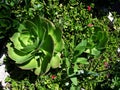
left=7, top=16, right=64, bottom=75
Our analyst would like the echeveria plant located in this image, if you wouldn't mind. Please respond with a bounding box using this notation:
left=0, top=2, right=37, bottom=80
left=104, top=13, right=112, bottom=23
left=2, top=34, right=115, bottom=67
left=7, top=16, right=64, bottom=75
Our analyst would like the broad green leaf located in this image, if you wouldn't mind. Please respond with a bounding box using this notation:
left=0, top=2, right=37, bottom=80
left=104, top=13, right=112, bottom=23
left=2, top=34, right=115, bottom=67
left=54, top=39, right=64, bottom=53
left=85, top=48, right=100, bottom=56
left=40, top=56, right=51, bottom=74
left=38, top=27, right=48, bottom=49
left=76, top=57, right=89, bottom=64
left=37, top=26, right=47, bottom=44
left=50, top=53, right=61, bottom=68
left=10, top=33, right=24, bottom=50
left=42, top=17, right=55, bottom=34
left=74, top=40, right=87, bottom=57
left=66, top=58, right=70, bottom=68
left=18, top=24, right=26, bottom=32
left=20, top=45, right=36, bottom=54
left=23, top=20, right=38, bottom=37
left=73, top=64, right=79, bottom=73
left=34, top=66, right=41, bottom=75
left=40, top=35, right=54, bottom=74
left=43, top=63, right=51, bottom=74
left=49, top=27, right=63, bottom=52
left=7, top=43, right=33, bottom=64
left=70, top=77, right=78, bottom=86
left=40, top=35, right=54, bottom=55
left=33, top=17, right=49, bottom=42
left=19, top=31, right=34, bottom=46
left=18, top=58, right=38, bottom=69
left=49, top=27, right=62, bottom=42
left=70, top=85, right=76, bottom=90
left=91, top=48, right=100, bottom=56
left=75, top=40, right=87, bottom=50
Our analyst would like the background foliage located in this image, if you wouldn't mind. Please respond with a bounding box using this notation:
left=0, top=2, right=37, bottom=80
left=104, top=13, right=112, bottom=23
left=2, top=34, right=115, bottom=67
left=0, top=0, right=120, bottom=90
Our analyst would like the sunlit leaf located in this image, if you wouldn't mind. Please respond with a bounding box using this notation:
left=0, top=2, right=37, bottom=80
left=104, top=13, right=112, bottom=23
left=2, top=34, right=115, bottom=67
left=70, top=77, right=78, bottom=86
left=76, top=57, right=89, bottom=64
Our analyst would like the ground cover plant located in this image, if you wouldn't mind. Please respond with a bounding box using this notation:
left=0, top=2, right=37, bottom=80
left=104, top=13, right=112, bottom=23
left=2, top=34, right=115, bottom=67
left=0, top=0, right=120, bottom=90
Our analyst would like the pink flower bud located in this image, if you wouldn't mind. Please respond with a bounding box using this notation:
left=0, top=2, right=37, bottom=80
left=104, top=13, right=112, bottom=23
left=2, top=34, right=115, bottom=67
left=104, top=62, right=109, bottom=68
left=51, top=75, right=56, bottom=79
left=87, top=6, right=91, bottom=11
left=87, top=23, right=93, bottom=27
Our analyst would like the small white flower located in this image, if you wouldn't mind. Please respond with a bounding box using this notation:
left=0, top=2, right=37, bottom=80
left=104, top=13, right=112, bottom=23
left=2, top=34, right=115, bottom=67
left=108, top=12, right=114, bottom=22
left=117, top=60, right=120, bottom=62
left=0, top=54, right=6, bottom=65
left=78, top=70, right=84, bottom=75
left=0, top=65, right=9, bottom=87
left=65, top=82, right=69, bottom=86
left=117, top=48, right=120, bottom=53
left=81, top=88, right=85, bottom=90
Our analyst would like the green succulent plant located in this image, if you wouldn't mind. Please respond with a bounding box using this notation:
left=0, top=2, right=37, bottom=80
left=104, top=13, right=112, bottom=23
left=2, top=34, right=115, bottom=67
left=7, top=16, right=64, bottom=75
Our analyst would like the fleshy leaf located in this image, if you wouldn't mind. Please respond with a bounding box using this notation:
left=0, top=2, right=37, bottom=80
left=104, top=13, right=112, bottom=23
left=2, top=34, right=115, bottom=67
left=18, top=58, right=38, bottom=69
left=40, top=56, right=51, bottom=74
left=7, top=16, right=64, bottom=75
left=7, top=43, right=33, bottom=64
left=50, top=53, right=61, bottom=68
left=40, top=35, right=54, bottom=56
left=49, top=27, right=63, bottom=52
left=34, top=67, right=41, bottom=75
left=10, top=33, right=24, bottom=50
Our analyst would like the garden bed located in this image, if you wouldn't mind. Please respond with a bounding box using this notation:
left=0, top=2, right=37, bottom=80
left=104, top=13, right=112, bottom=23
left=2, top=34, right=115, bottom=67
left=0, top=0, right=120, bottom=90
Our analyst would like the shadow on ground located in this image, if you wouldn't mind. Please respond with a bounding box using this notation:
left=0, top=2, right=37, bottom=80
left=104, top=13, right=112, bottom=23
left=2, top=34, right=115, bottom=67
left=0, top=38, right=37, bottom=84
left=5, top=57, right=37, bottom=83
